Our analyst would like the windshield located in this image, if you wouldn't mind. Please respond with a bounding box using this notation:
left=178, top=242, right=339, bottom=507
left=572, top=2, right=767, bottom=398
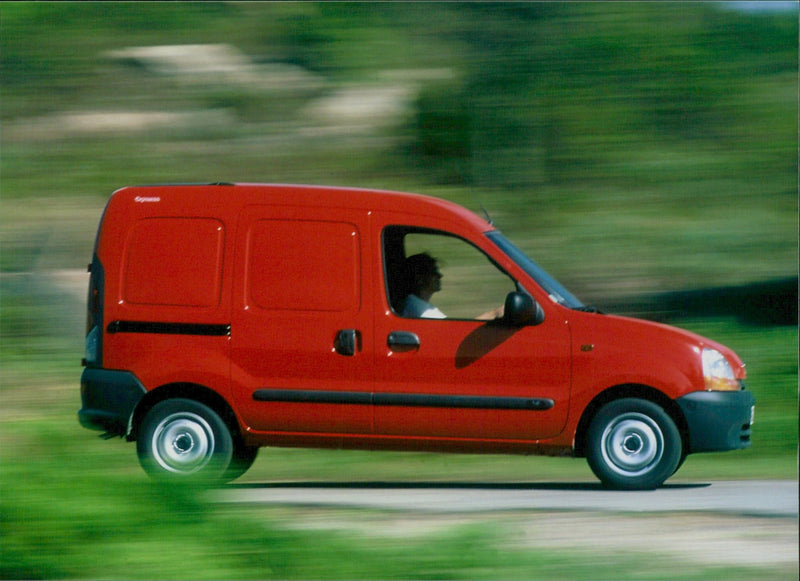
left=486, top=231, right=584, bottom=309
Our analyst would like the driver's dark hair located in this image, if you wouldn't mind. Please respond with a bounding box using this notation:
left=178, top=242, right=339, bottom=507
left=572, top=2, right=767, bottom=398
left=404, top=252, right=439, bottom=295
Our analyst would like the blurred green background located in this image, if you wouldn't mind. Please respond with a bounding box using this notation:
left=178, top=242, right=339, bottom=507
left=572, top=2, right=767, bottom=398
left=1, top=2, right=797, bottom=579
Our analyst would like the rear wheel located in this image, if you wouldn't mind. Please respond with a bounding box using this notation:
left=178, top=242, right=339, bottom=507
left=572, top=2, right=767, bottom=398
left=586, top=398, right=682, bottom=490
left=137, top=398, right=233, bottom=482
left=224, top=441, right=259, bottom=482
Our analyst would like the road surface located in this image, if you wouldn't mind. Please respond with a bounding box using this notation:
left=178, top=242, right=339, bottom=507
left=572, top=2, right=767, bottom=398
left=217, top=479, right=797, bottom=517
left=213, top=480, right=798, bottom=572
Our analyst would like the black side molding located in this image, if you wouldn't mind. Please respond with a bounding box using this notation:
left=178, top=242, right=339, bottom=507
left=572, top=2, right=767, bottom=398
left=253, top=388, right=554, bottom=411
left=374, top=392, right=553, bottom=410
left=254, top=389, right=372, bottom=405
left=107, top=320, right=231, bottom=336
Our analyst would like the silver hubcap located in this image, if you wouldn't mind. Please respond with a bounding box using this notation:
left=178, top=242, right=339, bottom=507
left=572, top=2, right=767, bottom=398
left=151, top=412, right=215, bottom=474
left=601, top=412, right=664, bottom=477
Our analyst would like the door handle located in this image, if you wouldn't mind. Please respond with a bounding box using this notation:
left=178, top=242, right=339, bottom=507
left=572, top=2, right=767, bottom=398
left=387, top=331, right=420, bottom=351
left=335, top=329, right=359, bottom=356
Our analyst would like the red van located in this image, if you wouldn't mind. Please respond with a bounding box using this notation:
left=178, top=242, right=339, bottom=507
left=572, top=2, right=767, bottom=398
left=79, top=183, right=754, bottom=489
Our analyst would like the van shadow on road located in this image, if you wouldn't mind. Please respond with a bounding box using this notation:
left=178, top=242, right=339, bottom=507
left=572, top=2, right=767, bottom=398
left=228, top=480, right=711, bottom=491
left=219, top=480, right=795, bottom=517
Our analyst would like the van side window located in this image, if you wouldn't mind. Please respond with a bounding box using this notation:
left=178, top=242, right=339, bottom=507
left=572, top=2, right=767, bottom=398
left=123, top=218, right=224, bottom=307
left=248, top=219, right=360, bottom=312
left=383, top=227, right=515, bottom=320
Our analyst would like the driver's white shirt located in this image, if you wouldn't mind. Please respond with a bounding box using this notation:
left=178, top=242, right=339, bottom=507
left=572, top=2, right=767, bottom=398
left=402, top=294, right=446, bottom=319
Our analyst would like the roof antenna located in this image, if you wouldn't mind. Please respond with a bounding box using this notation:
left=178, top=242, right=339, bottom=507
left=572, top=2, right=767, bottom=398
left=479, top=204, right=494, bottom=226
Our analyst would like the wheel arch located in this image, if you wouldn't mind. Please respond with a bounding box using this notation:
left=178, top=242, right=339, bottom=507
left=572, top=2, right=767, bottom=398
left=129, top=383, right=242, bottom=444
left=573, top=384, right=689, bottom=458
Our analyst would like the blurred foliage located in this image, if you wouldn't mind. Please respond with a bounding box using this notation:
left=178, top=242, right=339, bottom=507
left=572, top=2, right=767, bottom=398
left=1, top=1, right=796, bottom=294
left=405, top=2, right=798, bottom=188
left=3, top=3, right=797, bottom=183
left=4, top=447, right=787, bottom=580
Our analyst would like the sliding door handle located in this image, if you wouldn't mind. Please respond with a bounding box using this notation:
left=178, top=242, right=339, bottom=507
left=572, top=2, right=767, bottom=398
left=335, top=329, right=359, bottom=356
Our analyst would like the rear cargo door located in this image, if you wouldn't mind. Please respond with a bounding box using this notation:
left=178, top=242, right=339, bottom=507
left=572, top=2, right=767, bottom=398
left=230, top=206, right=373, bottom=435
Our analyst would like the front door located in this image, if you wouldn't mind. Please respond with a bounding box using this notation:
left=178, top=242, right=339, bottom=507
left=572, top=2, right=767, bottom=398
left=230, top=206, right=373, bottom=435
left=373, top=224, right=571, bottom=442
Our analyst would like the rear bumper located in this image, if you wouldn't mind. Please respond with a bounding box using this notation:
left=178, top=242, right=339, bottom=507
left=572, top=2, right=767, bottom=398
left=79, top=368, right=146, bottom=436
left=676, top=390, right=755, bottom=453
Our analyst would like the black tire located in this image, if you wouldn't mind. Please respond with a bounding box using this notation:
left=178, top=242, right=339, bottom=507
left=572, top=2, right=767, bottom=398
left=586, top=398, right=682, bottom=490
left=224, top=441, right=259, bottom=482
left=672, top=451, right=688, bottom=476
left=137, top=398, right=233, bottom=482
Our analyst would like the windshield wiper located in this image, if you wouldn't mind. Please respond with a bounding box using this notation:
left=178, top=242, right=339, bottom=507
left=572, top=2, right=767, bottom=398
left=572, top=305, right=603, bottom=314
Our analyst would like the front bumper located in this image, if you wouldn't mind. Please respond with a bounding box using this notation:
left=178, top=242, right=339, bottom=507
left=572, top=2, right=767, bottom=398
left=676, top=390, right=755, bottom=453
left=79, top=368, right=146, bottom=437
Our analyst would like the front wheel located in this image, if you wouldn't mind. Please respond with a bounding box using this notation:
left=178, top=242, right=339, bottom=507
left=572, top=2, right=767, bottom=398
left=137, top=399, right=234, bottom=482
left=586, top=398, right=682, bottom=490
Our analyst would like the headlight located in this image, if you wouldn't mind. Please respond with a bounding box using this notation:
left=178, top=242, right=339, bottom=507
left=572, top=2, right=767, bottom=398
left=702, top=348, right=739, bottom=391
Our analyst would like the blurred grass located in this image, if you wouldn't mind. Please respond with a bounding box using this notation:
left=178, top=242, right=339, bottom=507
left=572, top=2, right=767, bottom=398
left=1, top=390, right=794, bottom=581
left=1, top=2, right=797, bottom=579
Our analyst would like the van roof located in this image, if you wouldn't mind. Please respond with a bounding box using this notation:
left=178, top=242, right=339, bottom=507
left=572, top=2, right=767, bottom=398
left=111, top=183, right=495, bottom=232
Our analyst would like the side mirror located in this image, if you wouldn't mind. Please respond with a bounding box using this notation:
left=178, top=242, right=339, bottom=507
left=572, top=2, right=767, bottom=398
left=504, top=291, right=545, bottom=327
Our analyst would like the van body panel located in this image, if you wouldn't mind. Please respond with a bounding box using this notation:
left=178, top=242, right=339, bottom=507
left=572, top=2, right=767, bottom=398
left=568, top=312, right=743, bottom=400
left=96, top=189, right=235, bottom=333
left=105, top=333, right=232, bottom=398
left=372, top=316, right=571, bottom=440
left=122, top=217, right=225, bottom=307
left=230, top=204, right=374, bottom=435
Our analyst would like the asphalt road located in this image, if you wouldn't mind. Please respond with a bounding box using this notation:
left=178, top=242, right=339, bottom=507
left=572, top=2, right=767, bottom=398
left=217, top=479, right=797, bottom=517
left=211, top=479, right=799, bottom=573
